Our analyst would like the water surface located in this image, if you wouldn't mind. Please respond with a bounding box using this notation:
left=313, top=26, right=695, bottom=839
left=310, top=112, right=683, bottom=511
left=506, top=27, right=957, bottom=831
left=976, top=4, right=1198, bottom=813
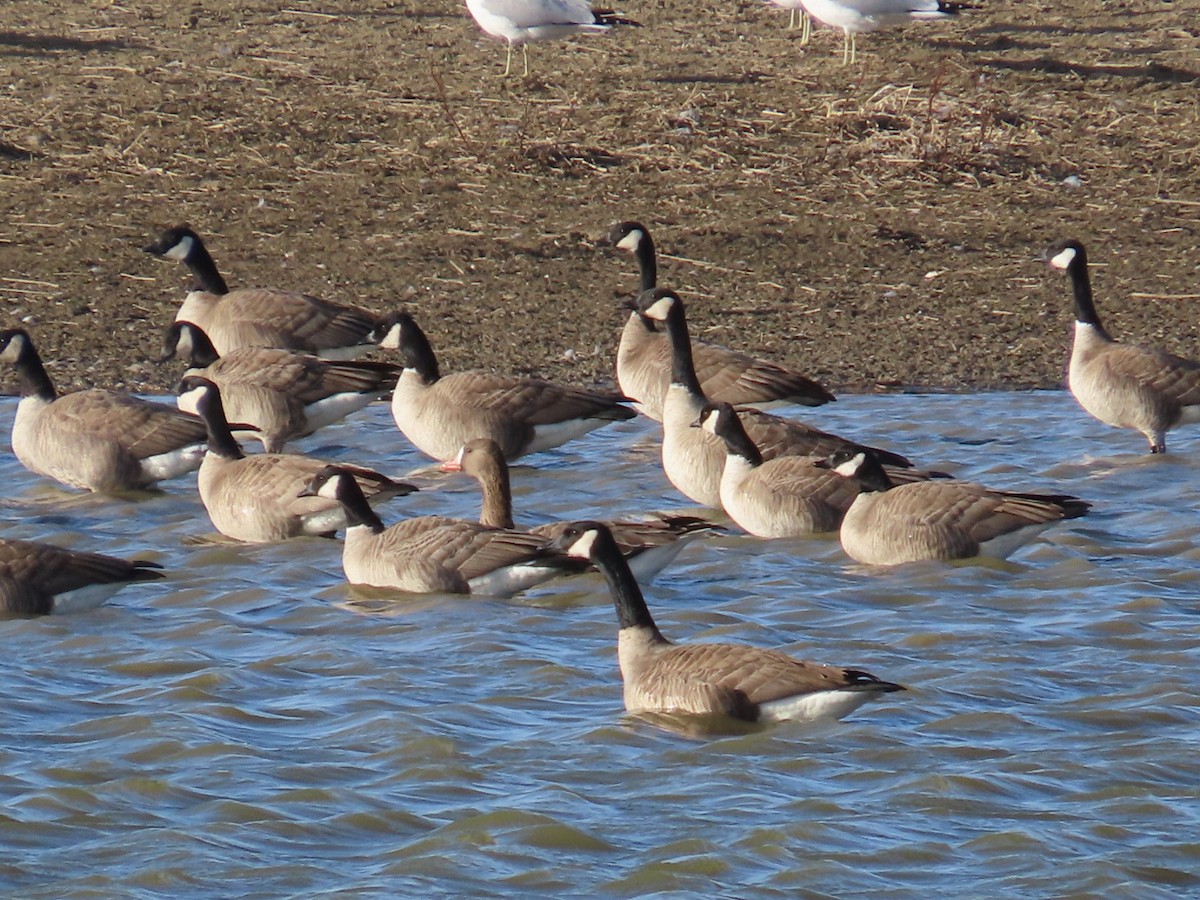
left=2, top=392, right=1198, bottom=897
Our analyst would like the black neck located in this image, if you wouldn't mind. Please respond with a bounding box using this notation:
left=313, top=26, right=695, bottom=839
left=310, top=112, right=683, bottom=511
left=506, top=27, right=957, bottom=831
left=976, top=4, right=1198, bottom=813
left=172, top=323, right=220, bottom=367
left=186, top=240, right=229, bottom=295
left=9, top=336, right=56, bottom=402
left=635, top=231, right=657, bottom=292
left=720, top=413, right=763, bottom=467
left=401, top=319, right=440, bottom=384
left=662, top=300, right=705, bottom=397
left=1067, top=249, right=1109, bottom=337
left=589, top=528, right=666, bottom=639
left=853, top=453, right=895, bottom=493
left=196, top=387, right=244, bottom=460
left=338, top=476, right=386, bottom=533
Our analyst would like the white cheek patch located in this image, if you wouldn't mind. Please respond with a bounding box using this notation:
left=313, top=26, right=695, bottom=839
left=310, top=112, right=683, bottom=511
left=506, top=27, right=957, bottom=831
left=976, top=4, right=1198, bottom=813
left=177, top=385, right=204, bottom=414
left=700, top=411, right=720, bottom=436
left=615, top=230, right=643, bottom=252
left=318, top=477, right=344, bottom=501
left=644, top=297, right=673, bottom=321
left=568, top=529, right=599, bottom=559
left=379, top=324, right=403, bottom=350
left=834, top=453, right=866, bottom=478
left=164, top=234, right=194, bottom=261
left=1049, top=246, right=1076, bottom=270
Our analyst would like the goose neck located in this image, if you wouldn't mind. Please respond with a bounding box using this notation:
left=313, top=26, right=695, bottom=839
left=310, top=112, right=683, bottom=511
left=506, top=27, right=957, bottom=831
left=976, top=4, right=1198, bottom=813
left=591, top=530, right=666, bottom=639
left=662, top=303, right=704, bottom=397
left=198, top=392, right=245, bottom=460
left=186, top=241, right=229, bottom=295
left=475, top=461, right=515, bottom=530
left=10, top=338, right=56, bottom=403
left=1069, top=255, right=1110, bottom=339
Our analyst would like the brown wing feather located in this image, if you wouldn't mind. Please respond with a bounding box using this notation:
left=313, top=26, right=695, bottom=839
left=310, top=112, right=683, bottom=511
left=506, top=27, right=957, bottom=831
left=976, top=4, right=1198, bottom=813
left=437, top=372, right=634, bottom=425
left=1102, top=344, right=1200, bottom=408
left=692, top=342, right=835, bottom=409
left=646, top=642, right=870, bottom=709
left=209, top=350, right=398, bottom=402
left=214, top=288, right=379, bottom=351
left=739, top=407, right=912, bottom=468
left=52, top=391, right=206, bottom=459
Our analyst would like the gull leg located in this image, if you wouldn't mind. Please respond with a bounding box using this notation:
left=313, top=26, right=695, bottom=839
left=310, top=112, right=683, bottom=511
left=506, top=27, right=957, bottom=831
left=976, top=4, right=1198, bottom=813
left=841, top=29, right=850, bottom=64
left=788, top=8, right=795, bottom=29
left=522, top=44, right=530, bottom=77
left=503, top=43, right=513, bottom=77
left=801, top=11, right=811, bottom=44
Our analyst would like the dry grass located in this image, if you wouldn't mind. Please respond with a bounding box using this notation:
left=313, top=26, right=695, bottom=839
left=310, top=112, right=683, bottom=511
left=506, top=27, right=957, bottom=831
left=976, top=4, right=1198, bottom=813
left=1, top=0, right=1198, bottom=393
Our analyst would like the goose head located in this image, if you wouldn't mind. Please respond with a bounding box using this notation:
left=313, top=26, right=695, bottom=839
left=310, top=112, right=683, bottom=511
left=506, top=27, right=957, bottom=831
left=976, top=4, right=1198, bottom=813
left=144, top=225, right=203, bottom=262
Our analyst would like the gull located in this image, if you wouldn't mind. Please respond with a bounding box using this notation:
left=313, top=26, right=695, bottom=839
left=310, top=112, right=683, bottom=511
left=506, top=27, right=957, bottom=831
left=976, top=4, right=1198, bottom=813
left=767, top=0, right=812, bottom=40
left=465, top=0, right=640, bottom=77
left=800, top=0, right=978, bottom=64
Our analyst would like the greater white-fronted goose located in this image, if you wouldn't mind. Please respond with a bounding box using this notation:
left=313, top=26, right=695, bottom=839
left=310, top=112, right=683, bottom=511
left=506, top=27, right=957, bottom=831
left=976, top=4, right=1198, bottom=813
left=302, top=465, right=573, bottom=596
left=441, top=437, right=721, bottom=581
left=184, top=376, right=415, bottom=542
left=1047, top=238, right=1200, bottom=453
left=0, top=537, right=164, bottom=616
left=635, top=288, right=913, bottom=508
left=370, top=311, right=636, bottom=462
left=815, top=449, right=1091, bottom=565
left=163, top=321, right=399, bottom=452
left=143, top=226, right=381, bottom=359
left=551, top=522, right=905, bottom=722
left=696, top=402, right=862, bottom=538
left=466, top=0, right=639, bottom=77
left=0, top=329, right=208, bottom=493
left=607, top=221, right=835, bottom=421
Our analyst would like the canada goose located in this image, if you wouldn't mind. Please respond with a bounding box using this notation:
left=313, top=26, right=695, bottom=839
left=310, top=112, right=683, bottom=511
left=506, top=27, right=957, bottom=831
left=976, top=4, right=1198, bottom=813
left=184, top=376, right=415, bottom=542
left=635, top=288, right=913, bottom=508
left=302, top=465, right=573, bottom=596
left=143, top=226, right=381, bottom=359
left=1047, top=239, right=1200, bottom=454
left=466, top=0, right=640, bottom=77
left=799, top=0, right=977, bottom=64
left=552, top=522, right=905, bottom=722
left=0, top=329, right=208, bottom=493
left=370, top=311, right=636, bottom=462
left=441, top=438, right=721, bottom=581
left=607, top=221, right=835, bottom=421
left=163, top=321, right=400, bottom=452
left=815, top=449, right=1091, bottom=565
left=695, top=403, right=862, bottom=537
left=0, top=537, right=164, bottom=616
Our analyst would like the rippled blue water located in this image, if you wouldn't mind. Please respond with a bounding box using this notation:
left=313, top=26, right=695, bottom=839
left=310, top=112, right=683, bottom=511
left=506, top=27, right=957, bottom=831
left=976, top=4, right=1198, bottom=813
left=2, top=391, right=1199, bottom=897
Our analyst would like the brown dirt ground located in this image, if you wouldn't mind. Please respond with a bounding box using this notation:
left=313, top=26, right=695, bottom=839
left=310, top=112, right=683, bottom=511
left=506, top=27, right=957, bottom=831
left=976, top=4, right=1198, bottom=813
left=1, top=0, right=1198, bottom=397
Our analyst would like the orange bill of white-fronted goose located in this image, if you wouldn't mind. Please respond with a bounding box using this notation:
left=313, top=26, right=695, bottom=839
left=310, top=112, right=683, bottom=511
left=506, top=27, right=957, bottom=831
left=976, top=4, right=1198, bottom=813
left=606, top=221, right=835, bottom=422
left=634, top=288, right=913, bottom=508
left=551, top=522, right=905, bottom=722
left=184, top=376, right=416, bottom=543
left=1047, top=238, right=1200, bottom=453
left=0, top=329, right=208, bottom=493
left=143, top=226, right=381, bottom=359
left=163, top=321, right=400, bottom=452
left=815, top=449, right=1092, bottom=565
left=302, top=465, right=574, bottom=597
left=441, top=437, right=722, bottom=581
left=0, top=537, right=164, bottom=616
left=369, top=311, right=636, bottom=462
left=695, top=402, right=863, bottom=538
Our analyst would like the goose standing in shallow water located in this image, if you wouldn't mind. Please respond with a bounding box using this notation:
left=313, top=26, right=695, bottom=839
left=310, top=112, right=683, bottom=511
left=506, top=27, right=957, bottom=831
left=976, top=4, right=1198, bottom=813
left=815, top=449, right=1091, bottom=565
left=696, top=403, right=862, bottom=538
left=370, top=311, right=635, bottom=462
left=800, top=0, right=978, bottom=64
left=1047, top=238, right=1200, bottom=454
left=302, top=466, right=573, bottom=596
left=441, top=438, right=722, bottom=581
left=551, top=522, right=905, bottom=722
left=163, top=321, right=399, bottom=452
left=143, top=226, right=382, bottom=358
left=185, top=377, right=416, bottom=543
left=606, top=221, right=834, bottom=421
left=0, top=329, right=208, bottom=493
left=0, top=538, right=164, bottom=616
left=635, top=288, right=913, bottom=508
left=466, top=0, right=640, bottom=77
